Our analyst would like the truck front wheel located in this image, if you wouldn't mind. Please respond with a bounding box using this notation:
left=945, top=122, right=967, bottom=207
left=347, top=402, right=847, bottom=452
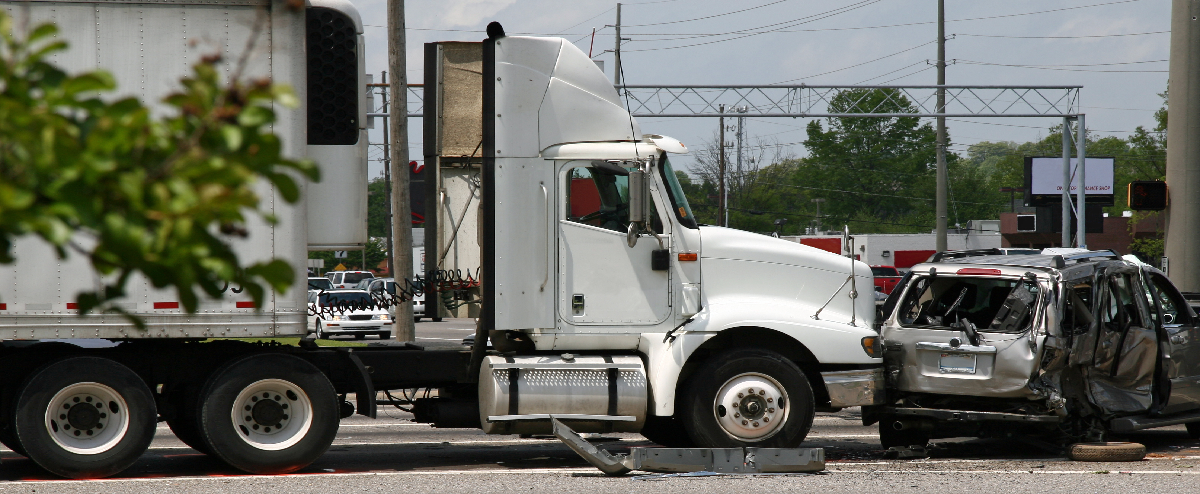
left=197, top=354, right=339, bottom=474
left=680, top=349, right=815, bottom=448
left=13, top=357, right=156, bottom=478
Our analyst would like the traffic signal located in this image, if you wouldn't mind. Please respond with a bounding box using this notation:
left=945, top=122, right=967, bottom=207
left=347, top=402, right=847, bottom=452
left=1128, top=181, right=1168, bottom=211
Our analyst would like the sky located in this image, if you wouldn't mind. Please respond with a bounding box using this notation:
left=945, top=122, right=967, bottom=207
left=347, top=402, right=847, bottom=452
left=352, top=0, right=1171, bottom=179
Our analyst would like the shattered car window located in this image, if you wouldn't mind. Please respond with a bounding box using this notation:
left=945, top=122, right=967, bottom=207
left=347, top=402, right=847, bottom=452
left=897, top=276, right=1039, bottom=332
left=1101, top=273, right=1144, bottom=330
left=1062, top=281, right=1095, bottom=335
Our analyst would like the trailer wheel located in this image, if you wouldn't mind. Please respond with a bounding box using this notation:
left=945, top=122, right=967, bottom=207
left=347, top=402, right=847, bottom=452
left=679, top=349, right=814, bottom=448
left=165, top=384, right=211, bottom=455
left=198, top=354, right=338, bottom=474
left=13, top=357, right=156, bottom=478
left=1, top=394, right=27, bottom=457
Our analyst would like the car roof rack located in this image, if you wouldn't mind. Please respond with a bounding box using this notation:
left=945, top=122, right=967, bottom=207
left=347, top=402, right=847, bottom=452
left=926, top=248, right=1003, bottom=263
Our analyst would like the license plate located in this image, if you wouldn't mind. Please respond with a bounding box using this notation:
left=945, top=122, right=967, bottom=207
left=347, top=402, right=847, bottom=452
left=939, top=353, right=977, bottom=374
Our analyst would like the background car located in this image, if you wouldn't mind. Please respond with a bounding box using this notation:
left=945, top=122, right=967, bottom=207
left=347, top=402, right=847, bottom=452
left=325, top=270, right=374, bottom=290
left=870, top=265, right=903, bottom=294
left=307, top=290, right=391, bottom=340
left=308, top=277, right=334, bottom=291
left=367, top=277, right=426, bottom=322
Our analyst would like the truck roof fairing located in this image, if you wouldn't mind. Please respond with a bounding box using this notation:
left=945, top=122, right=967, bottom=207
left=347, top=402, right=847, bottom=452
left=492, top=36, right=641, bottom=156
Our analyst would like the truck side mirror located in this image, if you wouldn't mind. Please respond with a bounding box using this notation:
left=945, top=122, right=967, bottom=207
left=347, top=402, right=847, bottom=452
left=626, top=166, right=651, bottom=247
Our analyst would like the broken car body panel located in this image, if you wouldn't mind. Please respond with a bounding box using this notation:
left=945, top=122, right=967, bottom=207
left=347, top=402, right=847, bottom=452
left=877, top=252, right=1200, bottom=439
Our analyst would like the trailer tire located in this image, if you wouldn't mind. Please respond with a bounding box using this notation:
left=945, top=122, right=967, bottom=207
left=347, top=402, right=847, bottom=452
left=1068, top=442, right=1146, bottom=462
left=198, top=354, right=339, bottom=474
left=165, top=385, right=211, bottom=455
left=680, top=349, right=815, bottom=448
left=0, top=396, right=27, bottom=457
left=13, top=357, right=156, bottom=479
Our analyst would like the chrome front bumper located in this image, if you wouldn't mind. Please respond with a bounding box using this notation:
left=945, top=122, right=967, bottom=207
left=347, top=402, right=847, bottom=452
left=821, top=368, right=885, bottom=408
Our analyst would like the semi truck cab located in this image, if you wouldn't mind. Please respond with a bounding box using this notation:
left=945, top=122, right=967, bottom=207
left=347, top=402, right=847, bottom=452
left=457, top=33, right=884, bottom=446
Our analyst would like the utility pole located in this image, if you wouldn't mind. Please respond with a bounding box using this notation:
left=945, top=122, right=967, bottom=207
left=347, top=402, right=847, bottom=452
left=1076, top=114, right=1086, bottom=249
left=718, top=104, right=726, bottom=227
left=1061, top=117, right=1071, bottom=248
left=387, top=0, right=415, bottom=341
left=812, top=198, right=825, bottom=233
left=381, top=72, right=394, bottom=276
left=1165, top=0, right=1200, bottom=288
left=613, top=3, right=622, bottom=85
left=934, top=0, right=948, bottom=252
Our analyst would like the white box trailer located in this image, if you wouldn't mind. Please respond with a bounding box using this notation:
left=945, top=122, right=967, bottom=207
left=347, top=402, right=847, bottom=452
left=0, top=0, right=367, bottom=340
left=0, top=10, right=885, bottom=481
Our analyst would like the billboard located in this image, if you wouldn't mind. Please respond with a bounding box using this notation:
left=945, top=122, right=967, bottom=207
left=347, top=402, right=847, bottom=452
left=1024, top=156, right=1115, bottom=206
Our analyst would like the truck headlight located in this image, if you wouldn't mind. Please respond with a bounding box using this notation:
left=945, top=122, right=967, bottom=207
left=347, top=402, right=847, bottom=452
left=861, top=336, right=882, bottom=358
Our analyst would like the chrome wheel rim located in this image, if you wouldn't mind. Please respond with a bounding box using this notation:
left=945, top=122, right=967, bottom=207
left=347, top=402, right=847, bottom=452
left=712, top=372, right=789, bottom=441
left=44, top=382, right=130, bottom=455
left=230, top=379, right=313, bottom=451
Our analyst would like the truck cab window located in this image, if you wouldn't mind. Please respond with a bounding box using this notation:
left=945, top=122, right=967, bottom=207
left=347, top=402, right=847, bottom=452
left=565, top=164, right=662, bottom=233
left=659, top=155, right=698, bottom=229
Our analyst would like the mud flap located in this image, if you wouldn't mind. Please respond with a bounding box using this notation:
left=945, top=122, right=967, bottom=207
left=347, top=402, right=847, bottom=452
left=551, top=418, right=825, bottom=475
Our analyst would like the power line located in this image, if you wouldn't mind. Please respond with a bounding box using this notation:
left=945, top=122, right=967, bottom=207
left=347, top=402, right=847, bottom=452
left=774, top=40, right=936, bottom=84
left=624, top=0, right=880, bottom=52
left=956, top=30, right=1168, bottom=39
left=621, top=0, right=796, bottom=27
left=958, top=58, right=1167, bottom=73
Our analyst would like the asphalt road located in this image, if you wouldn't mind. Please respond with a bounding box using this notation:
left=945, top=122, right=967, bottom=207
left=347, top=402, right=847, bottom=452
left=4, top=319, right=1200, bottom=492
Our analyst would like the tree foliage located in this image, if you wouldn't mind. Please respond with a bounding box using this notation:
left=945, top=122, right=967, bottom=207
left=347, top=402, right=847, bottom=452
left=0, top=13, right=317, bottom=316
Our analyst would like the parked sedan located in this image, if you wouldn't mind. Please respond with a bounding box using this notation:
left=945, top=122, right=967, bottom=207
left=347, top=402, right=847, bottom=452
left=871, top=250, right=1200, bottom=448
left=307, top=290, right=391, bottom=340
left=308, top=277, right=334, bottom=291
left=367, top=278, right=426, bottom=322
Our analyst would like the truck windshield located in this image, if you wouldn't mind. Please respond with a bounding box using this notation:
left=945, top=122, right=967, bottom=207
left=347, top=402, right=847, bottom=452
left=897, top=276, right=1039, bottom=333
left=659, top=155, right=698, bottom=229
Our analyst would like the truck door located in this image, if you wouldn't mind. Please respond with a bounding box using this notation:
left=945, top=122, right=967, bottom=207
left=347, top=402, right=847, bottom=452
left=1086, top=270, right=1157, bottom=414
left=1144, top=271, right=1200, bottom=414
left=557, top=161, right=671, bottom=326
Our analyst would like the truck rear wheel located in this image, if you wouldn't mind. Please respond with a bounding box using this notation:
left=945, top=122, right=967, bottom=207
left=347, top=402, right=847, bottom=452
left=197, top=354, right=339, bottom=474
left=13, top=357, right=156, bottom=478
left=679, top=349, right=814, bottom=448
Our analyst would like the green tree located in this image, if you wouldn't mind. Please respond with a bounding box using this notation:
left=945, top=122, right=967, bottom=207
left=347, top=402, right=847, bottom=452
left=367, top=176, right=389, bottom=238
left=797, top=88, right=952, bottom=232
left=0, top=12, right=317, bottom=315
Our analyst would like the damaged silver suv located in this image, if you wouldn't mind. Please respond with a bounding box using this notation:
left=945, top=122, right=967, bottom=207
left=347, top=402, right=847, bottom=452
left=868, top=249, right=1200, bottom=448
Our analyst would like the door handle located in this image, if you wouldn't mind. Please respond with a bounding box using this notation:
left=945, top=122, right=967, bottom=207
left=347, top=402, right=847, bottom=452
left=540, top=183, right=548, bottom=292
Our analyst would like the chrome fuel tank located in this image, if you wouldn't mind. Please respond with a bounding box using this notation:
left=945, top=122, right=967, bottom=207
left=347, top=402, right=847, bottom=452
left=478, top=355, right=647, bottom=434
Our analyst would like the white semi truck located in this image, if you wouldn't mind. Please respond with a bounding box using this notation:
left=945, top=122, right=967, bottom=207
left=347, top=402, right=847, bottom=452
left=0, top=1, right=883, bottom=479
